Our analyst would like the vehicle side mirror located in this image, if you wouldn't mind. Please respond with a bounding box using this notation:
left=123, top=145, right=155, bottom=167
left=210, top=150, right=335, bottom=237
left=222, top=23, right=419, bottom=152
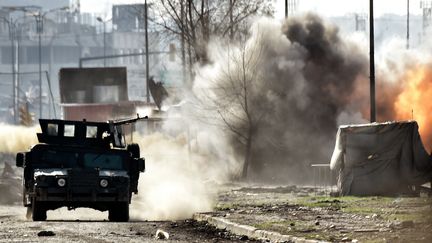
left=137, top=158, right=145, bottom=172
left=16, top=153, right=25, bottom=167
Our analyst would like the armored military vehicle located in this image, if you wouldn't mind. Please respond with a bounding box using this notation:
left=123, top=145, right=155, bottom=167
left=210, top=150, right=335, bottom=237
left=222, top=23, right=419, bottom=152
left=16, top=115, right=146, bottom=221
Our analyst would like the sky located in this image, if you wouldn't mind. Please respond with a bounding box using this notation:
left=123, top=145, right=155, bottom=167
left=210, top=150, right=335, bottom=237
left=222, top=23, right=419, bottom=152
left=80, top=0, right=424, bottom=18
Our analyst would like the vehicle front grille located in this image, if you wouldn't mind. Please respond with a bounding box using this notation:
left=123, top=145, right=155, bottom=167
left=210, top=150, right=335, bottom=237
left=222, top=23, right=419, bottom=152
left=69, top=169, right=98, bottom=187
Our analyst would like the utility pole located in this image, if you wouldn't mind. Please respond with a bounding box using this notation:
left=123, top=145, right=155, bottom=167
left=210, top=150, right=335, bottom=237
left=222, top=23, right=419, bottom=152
left=1, top=16, right=21, bottom=124
left=7, top=20, right=17, bottom=123
left=96, top=17, right=107, bottom=67
left=30, top=7, right=68, bottom=119
left=36, top=14, right=43, bottom=118
left=145, top=0, right=150, bottom=103
left=369, top=0, right=376, bottom=122
left=8, top=19, right=19, bottom=124
left=407, top=0, right=410, bottom=49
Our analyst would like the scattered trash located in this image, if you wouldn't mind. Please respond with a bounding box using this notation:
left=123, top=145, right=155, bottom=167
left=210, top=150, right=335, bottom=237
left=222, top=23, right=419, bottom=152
left=37, top=231, right=55, bottom=237
left=155, top=229, right=169, bottom=240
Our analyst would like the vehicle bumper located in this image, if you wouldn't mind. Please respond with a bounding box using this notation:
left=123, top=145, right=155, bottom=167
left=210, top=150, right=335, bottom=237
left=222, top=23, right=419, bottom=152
left=33, top=187, right=129, bottom=202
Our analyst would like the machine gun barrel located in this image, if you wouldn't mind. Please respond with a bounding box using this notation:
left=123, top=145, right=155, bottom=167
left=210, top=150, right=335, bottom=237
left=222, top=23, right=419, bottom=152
left=109, top=114, right=148, bottom=126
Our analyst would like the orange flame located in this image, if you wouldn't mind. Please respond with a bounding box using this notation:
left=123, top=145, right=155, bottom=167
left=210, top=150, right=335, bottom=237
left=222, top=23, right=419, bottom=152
left=394, top=65, right=432, bottom=151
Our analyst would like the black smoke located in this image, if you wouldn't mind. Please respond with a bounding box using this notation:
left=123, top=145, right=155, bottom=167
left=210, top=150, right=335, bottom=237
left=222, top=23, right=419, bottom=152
left=241, top=14, right=369, bottom=183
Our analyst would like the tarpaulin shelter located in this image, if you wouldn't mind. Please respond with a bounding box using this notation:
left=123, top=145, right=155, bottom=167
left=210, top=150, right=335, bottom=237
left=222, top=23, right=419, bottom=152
left=330, top=121, right=432, bottom=196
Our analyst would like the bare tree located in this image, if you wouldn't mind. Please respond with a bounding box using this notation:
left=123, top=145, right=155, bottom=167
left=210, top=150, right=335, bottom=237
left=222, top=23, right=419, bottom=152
left=152, top=0, right=273, bottom=84
left=200, top=35, right=266, bottom=179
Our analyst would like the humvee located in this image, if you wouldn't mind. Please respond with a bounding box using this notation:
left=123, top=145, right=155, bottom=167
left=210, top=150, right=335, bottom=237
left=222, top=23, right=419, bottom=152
left=16, top=115, right=146, bottom=222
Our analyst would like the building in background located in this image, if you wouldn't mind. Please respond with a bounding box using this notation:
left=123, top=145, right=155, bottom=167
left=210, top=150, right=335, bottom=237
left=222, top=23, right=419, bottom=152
left=0, top=1, right=177, bottom=124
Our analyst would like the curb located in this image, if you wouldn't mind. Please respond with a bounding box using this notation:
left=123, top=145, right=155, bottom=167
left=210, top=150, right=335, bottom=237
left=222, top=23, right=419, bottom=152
left=193, top=213, right=327, bottom=243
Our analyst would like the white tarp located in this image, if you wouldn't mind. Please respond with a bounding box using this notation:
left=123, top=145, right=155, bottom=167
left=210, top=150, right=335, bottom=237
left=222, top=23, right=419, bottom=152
left=330, top=121, right=432, bottom=196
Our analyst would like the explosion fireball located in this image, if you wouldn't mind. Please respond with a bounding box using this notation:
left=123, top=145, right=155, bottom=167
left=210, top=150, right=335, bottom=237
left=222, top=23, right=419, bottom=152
left=394, top=64, right=432, bottom=151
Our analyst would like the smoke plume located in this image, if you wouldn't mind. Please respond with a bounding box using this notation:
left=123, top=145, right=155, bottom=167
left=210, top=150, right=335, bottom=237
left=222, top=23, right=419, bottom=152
left=194, top=14, right=369, bottom=183
left=192, top=13, right=432, bottom=184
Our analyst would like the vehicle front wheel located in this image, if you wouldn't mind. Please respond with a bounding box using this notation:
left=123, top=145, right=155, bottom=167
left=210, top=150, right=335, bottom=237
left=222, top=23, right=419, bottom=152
left=32, top=200, right=47, bottom=221
left=108, top=202, right=129, bottom=222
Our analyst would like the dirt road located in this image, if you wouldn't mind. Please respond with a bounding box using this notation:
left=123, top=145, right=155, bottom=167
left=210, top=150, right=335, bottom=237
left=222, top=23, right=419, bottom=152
left=0, top=205, right=255, bottom=242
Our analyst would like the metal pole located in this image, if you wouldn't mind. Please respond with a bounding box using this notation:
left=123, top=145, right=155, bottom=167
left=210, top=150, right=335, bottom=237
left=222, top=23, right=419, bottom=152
left=37, top=15, right=43, bottom=118
left=285, top=0, right=288, bottom=18
left=145, top=0, right=150, bottom=103
left=407, top=0, right=410, bottom=49
left=8, top=20, right=17, bottom=124
left=16, top=30, right=21, bottom=123
left=103, top=21, right=106, bottom=67
left=369, top=0, right=376, bottom=122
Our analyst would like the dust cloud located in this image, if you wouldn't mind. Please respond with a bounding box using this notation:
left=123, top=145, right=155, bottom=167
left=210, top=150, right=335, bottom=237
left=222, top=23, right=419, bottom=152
left=130, top=131, right=239, bottom=220
left=0, top=124, right=38, bottom=154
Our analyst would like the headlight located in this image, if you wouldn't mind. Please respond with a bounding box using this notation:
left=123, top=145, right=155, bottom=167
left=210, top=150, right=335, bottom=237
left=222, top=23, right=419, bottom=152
left=57, top=178, right=66, bottom=187
left=100, top=179, right=109, bottom=188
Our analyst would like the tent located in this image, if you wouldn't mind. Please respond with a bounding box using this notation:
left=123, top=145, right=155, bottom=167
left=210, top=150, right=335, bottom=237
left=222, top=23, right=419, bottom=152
left=330, top=121, right=432, bottom=196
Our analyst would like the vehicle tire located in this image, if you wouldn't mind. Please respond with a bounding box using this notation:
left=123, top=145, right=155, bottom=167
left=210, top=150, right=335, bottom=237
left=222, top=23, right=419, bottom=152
left=32, top=200, right=47, bottom=221
left=127, top=143, right=140, bottom=159
left=108, top=202, right=129, bottom=222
